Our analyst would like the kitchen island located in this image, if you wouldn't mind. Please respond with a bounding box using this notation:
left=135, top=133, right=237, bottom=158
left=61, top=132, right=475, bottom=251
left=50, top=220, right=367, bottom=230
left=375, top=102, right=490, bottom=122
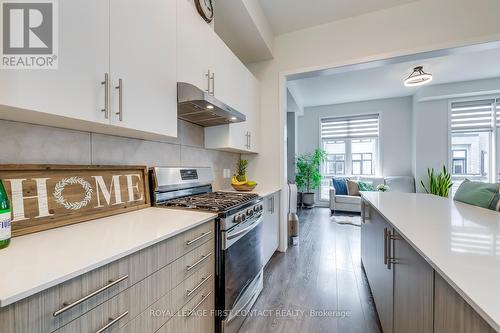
left=361, top=192, right=500, bottom=333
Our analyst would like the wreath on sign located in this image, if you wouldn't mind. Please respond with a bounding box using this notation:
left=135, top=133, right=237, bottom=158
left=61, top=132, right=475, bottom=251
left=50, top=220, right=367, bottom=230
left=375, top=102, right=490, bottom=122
left=53, top=177, right=93, bottom=210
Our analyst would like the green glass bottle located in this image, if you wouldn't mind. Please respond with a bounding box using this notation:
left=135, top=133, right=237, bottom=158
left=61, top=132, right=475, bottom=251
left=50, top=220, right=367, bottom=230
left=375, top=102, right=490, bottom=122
left=0, top=180, right=11, bottom=249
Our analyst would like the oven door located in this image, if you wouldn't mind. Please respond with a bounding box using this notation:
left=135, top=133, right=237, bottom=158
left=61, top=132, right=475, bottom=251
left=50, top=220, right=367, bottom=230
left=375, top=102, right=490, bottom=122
left=222, top=214, right=264, bottom=312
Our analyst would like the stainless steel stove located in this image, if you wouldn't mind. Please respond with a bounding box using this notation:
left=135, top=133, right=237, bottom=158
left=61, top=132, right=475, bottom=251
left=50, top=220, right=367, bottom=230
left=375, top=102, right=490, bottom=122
left=150, top=167, right=264, bottom=333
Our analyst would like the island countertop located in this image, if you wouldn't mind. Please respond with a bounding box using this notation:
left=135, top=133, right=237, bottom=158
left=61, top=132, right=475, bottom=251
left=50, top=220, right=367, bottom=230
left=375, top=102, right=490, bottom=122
left=0, top=207, right=217, bottom=307
left=361, top=192, right=500, bottom=331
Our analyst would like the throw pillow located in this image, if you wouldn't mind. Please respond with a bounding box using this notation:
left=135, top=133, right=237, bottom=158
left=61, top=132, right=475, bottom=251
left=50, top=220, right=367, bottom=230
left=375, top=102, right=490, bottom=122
left=347, top=180, right=360, bottom=196
left=358, top=181, right=375, bottom=191
left=454, top=179, right=500, bottom=211
left=332, top=177, right=349, bottom=196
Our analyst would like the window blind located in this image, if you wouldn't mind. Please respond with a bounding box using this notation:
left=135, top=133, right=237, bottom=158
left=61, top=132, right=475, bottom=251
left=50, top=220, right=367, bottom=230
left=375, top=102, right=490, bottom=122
left=450, top=99, right=495, bottom=132
left=321, top=115, right=379, bottom=139
left=497, top=99, right=500, bottom=127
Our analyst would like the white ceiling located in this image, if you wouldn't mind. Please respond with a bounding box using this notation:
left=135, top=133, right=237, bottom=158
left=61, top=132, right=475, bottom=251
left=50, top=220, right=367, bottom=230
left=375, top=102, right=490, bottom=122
left=287, top=47, right=500, bottom=108
left=258, top=0, right=417, bottom=35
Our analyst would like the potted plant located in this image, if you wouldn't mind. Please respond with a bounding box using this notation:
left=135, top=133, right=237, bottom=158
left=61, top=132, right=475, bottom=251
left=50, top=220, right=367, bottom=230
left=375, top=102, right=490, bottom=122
left=295, top=149, right=327, bottom=207
left=420, top=165, right=453, bottom=197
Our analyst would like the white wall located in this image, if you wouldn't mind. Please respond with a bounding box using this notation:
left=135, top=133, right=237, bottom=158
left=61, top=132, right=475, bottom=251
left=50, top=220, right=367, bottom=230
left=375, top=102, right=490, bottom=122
left=412, top=98, right=450, bottom=191
left=297, top=96, right=413, bottom=176
left=244, top=0, right=500, bottom=251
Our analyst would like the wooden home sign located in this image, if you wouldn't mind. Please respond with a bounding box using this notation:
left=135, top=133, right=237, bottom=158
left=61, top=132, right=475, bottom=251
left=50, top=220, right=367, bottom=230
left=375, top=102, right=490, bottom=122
left=0, top=165, right=150, bottom=237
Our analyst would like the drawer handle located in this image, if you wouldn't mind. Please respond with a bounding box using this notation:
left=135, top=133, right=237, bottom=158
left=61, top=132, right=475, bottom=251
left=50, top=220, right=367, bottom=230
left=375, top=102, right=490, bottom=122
left=53, top=275, right=129, bottom=317
left=95, top=311, right=128, bottom=333
left=186, top=274, right=212, bottom=297
left=187, top=252, right=212, bottom=272
left=186, top=292, right=212, bottom=317
left=186, top=231, right=212, bottom=245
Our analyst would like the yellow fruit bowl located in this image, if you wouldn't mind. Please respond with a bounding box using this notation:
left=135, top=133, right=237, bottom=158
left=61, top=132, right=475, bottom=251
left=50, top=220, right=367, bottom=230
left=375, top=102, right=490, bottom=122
left=231, top=183, right=257, bottom=192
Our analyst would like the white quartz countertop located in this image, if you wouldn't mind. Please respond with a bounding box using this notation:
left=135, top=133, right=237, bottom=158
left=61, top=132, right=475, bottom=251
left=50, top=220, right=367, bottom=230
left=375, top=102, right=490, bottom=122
left=221, top=187, right=281, bottom=198
left=0, top=207, right=217, bottom=307
left=361, top=192, right=500, bottom=331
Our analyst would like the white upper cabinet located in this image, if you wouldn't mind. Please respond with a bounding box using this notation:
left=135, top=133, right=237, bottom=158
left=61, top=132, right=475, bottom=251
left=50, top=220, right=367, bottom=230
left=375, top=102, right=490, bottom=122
left=204, top=72, right=260, bottom=153
left=0, top=0, right=110, bottom=124
left=176, top=0, right=261, bottom=153
left=177, top=0, right=213, bottom=94
left=110, top=0, right=177, bottom=137
left=0, top=0, right=178, bottom=139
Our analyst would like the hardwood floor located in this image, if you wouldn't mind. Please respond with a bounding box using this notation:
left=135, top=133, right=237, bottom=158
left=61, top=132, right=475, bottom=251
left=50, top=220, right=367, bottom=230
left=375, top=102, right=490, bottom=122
left=239, top=207, right=382, bottom=333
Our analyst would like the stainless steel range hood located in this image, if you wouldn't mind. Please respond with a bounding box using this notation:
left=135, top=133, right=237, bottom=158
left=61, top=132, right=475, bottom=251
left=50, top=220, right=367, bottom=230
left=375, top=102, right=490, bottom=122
left=177, top=82, right=246, bottom=127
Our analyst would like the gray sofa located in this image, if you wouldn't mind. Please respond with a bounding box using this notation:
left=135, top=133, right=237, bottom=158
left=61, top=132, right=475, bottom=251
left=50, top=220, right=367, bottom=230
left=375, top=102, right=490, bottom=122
left=329, top=176, right=415, bottom=214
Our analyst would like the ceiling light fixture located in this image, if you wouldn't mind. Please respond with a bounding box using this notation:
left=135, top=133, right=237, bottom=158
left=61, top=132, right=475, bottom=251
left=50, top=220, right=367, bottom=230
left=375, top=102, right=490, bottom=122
left=230, top=117, right=237, bottom=121
left=404, top=66, right=433, bottom=87
left=206, top=105, right=214, bottom=109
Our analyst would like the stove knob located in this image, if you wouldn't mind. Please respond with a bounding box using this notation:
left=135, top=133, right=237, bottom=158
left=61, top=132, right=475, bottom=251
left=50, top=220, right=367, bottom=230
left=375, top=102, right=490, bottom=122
left=234, top=215, right=242, bottom=224
left=258, top=204, right=263, bottom=211
left=247, top=209, right=253, bottom=217
left=253, top=206, right=259, bottom=213
left=241, top=213, right=246, bottom=221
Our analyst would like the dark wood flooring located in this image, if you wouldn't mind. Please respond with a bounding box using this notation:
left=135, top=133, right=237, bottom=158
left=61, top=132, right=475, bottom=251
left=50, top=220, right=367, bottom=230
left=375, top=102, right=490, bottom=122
left=239, top=207, right=382, bottom=333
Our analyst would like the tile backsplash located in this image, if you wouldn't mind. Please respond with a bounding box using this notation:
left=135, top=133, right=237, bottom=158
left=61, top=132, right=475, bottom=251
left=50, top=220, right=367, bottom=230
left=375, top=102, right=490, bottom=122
left=0, top=119, right=239, bottom=190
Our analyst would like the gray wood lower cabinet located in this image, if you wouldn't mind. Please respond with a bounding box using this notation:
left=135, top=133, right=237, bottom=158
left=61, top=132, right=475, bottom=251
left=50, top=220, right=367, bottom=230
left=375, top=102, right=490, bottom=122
left=434, top=273, right=496, bottom=333
left=362, top=199, right=496, bottom=333
left=361, top=201, right=393, bottom=333
left=393, top=231, right=434, bottom=333
left=0, top=220, right=216, bottom=333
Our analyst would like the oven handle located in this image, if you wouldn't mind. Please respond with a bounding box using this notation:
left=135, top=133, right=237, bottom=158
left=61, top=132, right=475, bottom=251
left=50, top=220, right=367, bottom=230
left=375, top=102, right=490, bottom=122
left=227, top=216, right=262, bottom=240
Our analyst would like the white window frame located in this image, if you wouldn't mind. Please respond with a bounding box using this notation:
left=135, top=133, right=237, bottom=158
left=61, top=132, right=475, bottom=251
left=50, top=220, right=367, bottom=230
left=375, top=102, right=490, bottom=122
left=318, top=114, right=381, bottom=202
left=448, top=96, right=498, bottom=185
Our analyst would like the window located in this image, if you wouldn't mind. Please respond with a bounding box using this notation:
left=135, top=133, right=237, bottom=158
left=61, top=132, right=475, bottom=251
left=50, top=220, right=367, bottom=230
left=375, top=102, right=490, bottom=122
left=351, top=139, right=376, bottom=175
left=319, top=115, right=379, bottom=200
left=450, top=99, right=496, bottom=189
left=452, top=149, right=467, bottom=174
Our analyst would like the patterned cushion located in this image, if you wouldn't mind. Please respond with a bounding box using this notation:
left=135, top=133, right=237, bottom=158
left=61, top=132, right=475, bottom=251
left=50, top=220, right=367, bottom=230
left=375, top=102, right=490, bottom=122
left=332, top=177, right=349, bottom=196
left=358, top=181, right=375, bottom=191
left=454, top=179, right=500, bottom=211
left=347, top=180, right=360, bottom=196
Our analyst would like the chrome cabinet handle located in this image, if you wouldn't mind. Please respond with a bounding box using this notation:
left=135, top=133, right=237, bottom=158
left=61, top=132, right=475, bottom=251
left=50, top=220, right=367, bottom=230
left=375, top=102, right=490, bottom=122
left=186, top=231, right=212, bottom=245
left=53, top=275, right=129, bottom=317
left=387, top=230, right=401, bottom=270
left=205, top=70, right=214, bottom=95
left=249, top=132, right=251, bottom=149
left=186, top=292, right=212, bottom=317
left=187, top=252, right=212, bottom=271
left=101, top=73, right=110, bottom=119
left=186, top=274, right=212, bottom=297
left=115, top=78, right=123, bottom=121
left=383, top=228, right=388, bottom=266
left=210, top=72, right=215, bottom=96
left=95, top=311, right=128, bottom=333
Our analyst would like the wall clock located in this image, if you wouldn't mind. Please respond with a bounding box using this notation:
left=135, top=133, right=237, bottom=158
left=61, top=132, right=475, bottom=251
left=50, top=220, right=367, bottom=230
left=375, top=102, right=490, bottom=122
left=194, top=0, right=214, bottom=23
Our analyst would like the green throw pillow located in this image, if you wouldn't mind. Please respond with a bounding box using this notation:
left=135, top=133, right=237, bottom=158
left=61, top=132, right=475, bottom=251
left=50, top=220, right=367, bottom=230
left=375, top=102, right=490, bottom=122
left=358, top=181, right=375, bottom=192
left=454, top=179, right=500, bottom=211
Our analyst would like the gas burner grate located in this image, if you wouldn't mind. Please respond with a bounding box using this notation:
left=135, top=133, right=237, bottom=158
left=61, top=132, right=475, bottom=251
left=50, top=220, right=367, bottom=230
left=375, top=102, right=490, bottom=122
left=159, top=191, right=259, bottom=212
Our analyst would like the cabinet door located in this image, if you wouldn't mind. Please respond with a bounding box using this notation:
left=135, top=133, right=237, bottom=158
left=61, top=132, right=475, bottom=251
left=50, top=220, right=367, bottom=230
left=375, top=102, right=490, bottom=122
left=177, top=0, right=212, bottom=93
left=393, top=232, right=434, bottom=333
left=361, top=202, right=393, bottom=333
left=263, top=192, right=279, bottom=265
left=247, top=75, right=260, bottom=152
left=110, top=0, right=177, bottom=137
left=0, top=0, right=109, bottom=124
left=434, top=273, right=496, bottom=333
left=210, top=36, right=247, bottom=111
